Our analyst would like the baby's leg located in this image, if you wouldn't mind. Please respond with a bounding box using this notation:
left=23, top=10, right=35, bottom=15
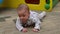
left=38, top=11, right=46, bottom=20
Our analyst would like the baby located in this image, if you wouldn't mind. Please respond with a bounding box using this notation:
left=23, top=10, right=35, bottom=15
left=16, top=4, right=46, bottom=32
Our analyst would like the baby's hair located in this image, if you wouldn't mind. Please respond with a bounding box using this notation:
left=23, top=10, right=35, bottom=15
left=17, top=4, right=29, bottom=11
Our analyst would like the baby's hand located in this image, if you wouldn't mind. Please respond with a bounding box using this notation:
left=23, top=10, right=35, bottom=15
left=32, top=28, right=39, bottom=32
left=22, top=28, right=28, bottom=32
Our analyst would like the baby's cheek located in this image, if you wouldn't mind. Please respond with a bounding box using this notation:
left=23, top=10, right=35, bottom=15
left=25, top=16, right=29, bottom=19
left=24, top=18, right=28, bottom=21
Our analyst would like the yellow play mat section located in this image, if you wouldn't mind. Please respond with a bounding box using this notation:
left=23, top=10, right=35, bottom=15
left=0, top=0, right=59, bottom=11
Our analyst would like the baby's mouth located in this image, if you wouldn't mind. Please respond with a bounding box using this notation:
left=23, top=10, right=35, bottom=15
left=21, top=19, right=28, bottom=22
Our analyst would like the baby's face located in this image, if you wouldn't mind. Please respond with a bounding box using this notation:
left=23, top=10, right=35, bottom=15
left=18, top=9, right=30, bottom=24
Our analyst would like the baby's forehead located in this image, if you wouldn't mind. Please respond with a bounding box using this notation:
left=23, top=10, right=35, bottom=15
left=18, top=10, right=28, bottom=15
left=18, top=9, right=27, bottom=13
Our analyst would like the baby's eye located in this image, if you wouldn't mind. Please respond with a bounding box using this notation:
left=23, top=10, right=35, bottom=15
left=19, top=15, right=21, bottom=17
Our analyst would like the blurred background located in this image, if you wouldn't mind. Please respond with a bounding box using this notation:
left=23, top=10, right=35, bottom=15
left=0, top=0, right=59, bottom=11
left=0, top=0, right=60, bottom=34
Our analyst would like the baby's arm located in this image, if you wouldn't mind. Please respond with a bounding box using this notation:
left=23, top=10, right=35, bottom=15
left=16, top=17, right=28, bottom=32
left=16, top=17, right=23, bottom=31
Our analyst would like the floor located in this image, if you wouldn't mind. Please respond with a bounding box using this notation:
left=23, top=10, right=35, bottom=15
left=0, top=2, right=60, bottom=34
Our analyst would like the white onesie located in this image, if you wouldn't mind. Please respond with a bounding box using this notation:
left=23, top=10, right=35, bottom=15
left=16, top=11, right=46, bottom=31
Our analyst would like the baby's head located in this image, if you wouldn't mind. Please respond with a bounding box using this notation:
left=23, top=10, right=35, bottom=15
left=17, top=4, right=30, bottom=24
